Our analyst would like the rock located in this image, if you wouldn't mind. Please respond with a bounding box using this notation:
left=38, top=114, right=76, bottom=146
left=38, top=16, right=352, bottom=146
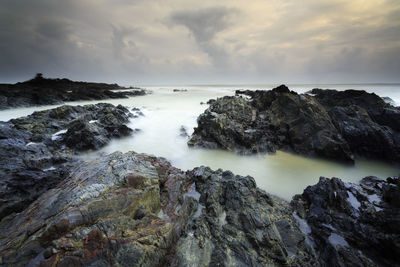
left=189, top=85, right=400, bottom=164
left=131, top=107, right=144, bottom=117
left=133, top=205, right=149, bottom=220
left=0, top=151, right=194, bottom=267
left=172, top=166, right=317, bottom=266
left=0, top=103, right=138, bottom=221
left=382, top=96, right=396, bottom=106
left=179, top=125, right=189, bottom=138
left=0, top=74, right=147, bottom=110
left=0, top=149, right=398, bottom=266
left=173, top=89, right=188, bottom=92
left=64, top=119, right=109, bottom=150
left=291, top=176, right=400, bottom=266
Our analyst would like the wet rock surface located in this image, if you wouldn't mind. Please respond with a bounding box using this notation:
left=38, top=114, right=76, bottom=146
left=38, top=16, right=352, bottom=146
left=0, top=151, right=193, bottom=267
left=1, top=150, right=398, bottom=266
left=291, top=175, right=400, bottom=267
left=189, top=85, right=400, bottom=164
left=0, top=75, right=146, bottom=110
left=172, top=166, right=317, bottom=266
left=0, top=147, right=398, bottom=266
left=0, top=103, right=136, bottom=221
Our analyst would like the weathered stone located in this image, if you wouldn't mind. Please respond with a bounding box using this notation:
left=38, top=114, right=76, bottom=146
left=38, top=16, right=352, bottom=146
left=291, top=176, right=400, bottom=267
left=0, top=103, right=138, bottom=221
left=189, top=85, right=400, bottom=164
left=0, top=75, right=146, bottom=110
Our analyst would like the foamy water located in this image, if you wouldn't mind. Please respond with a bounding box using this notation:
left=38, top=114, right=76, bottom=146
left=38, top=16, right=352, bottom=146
left=1, top=84, right=399, bottom=200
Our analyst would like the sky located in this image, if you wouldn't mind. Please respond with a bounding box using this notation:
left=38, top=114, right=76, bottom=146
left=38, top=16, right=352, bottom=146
left=1, top=0, right=400, bottom=85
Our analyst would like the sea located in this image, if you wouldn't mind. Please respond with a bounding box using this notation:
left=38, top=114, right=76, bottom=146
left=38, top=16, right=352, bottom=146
left=1, top=84, right=399, bottom=200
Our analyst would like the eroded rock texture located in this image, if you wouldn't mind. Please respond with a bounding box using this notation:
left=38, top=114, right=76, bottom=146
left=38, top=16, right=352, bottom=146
left=189, top=85, right=400, bottom=164
left=0, top=103, right=135, bottom=220
left=291, top=176, right=400, bottom=267
left=0, top=150, right=398, bottom=266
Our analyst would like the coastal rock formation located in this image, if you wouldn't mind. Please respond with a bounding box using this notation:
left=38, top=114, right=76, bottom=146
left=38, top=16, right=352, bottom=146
left=188, top=85, right=400, bottom=164
left=1, top=149, right=398, bottom=266
left=0, top=151, right=193, bottom=267
left=172, top=166, right=317, bottom=266
left=291, top=175, right=400, bottom=266
left=0, top=103, right=136, bottom=220
left=0, top=74, right=146, bottom=110
left=311, top=89, right=400, bottom=162
left=0, top=152, right=316, bottom=266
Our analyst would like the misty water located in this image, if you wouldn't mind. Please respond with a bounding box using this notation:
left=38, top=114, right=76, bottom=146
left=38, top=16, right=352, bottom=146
left=1, top=84, right=399, bottom=200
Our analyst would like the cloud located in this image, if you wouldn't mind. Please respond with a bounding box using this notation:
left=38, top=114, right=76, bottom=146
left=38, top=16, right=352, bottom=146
left=171, top=7, right=236, bottom=43
left=111, top=25, right=137, bottom=59
left=0, top=0, right=399, bottom=84
left=170, top=7, right=239, bottom=67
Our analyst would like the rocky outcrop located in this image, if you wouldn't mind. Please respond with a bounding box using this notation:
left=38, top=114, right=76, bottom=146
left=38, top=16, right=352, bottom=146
left=0, top=151, right=193, bottom=266
left=0, top=152, right=315, bottom=266
left=291, top=176, right=400, bottom=267
left=311, top=89, right=400, bottom=162
left=0, top=74, right=146, bottom=110
left=172, top=166, right=317, bottom=266
left=189, top=85, right=400, bottom=164
left=1, top=149, right=398, bottom=266
left=0, top=103, right=136, bottom=221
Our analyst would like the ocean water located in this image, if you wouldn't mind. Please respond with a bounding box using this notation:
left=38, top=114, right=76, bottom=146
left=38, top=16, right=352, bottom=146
left=1, top=84, right=399, bottom=200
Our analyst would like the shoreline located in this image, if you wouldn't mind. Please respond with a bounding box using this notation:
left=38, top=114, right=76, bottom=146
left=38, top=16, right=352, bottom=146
left=0, top=82, right=399, bottom=266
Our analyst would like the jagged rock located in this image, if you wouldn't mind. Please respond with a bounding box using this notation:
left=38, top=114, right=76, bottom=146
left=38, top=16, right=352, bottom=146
left=382, top=96, right=396, bottom=106
left=189, top=86, right=353, bottom=163
left=0, top=103, right=138, bottom=221
left=189, top=85, right=400, bottom=164
left=0, top=153, right=317, bottom=267
left=291, top=176, right=400, bottom=266
left=171, top=166, right=317, bottom=266
left=179, top=125, right=189, bottom=138
left=0, top=151, right=194, bottom=267
left=0, top=149, right=398, bottom=266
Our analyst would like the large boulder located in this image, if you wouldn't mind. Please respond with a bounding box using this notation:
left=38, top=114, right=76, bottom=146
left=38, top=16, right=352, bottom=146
left=189, top=85, right=400, bottom=164
left=189, top=85, right=353, bottom=163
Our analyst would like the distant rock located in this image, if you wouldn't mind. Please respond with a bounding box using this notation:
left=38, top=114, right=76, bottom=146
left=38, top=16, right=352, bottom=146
left=173, top=89, right=188, bottom=92
left=189, top=85, right=400, bottom=164
left=0, top=74, right=146, bottom=110
left=179, top=125, right=189, bottom=138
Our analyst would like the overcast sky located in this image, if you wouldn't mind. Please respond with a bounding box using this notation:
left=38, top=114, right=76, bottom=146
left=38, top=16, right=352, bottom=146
left=1, top=0, right=400, bottom=85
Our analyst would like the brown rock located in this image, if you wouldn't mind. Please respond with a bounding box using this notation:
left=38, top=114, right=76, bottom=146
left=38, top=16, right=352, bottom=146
left=126, top=173, right=145, bottom=188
